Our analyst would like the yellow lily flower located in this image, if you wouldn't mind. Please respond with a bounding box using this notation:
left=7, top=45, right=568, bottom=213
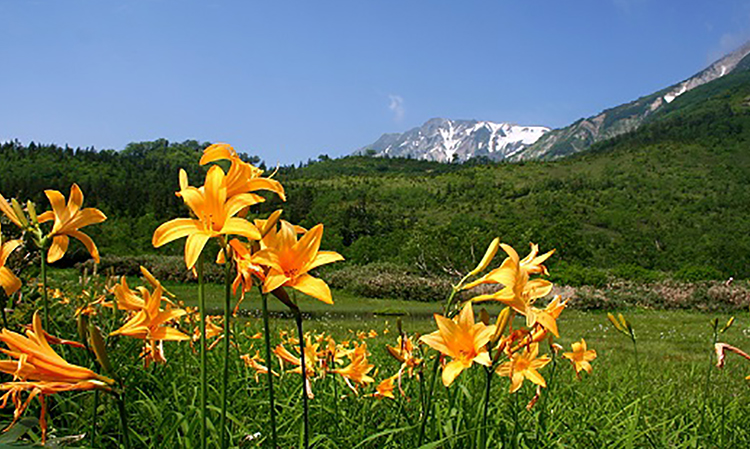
left=273, top=338, right=319, bottom=398
left=152, top=165, right=262, bottom=269
left=333, top=342, right=375, bottom=393
left=0, top=311, right=112, bottom=384
left=519, top=243, right=555, bottom=275
left=496, top=343, right=551, bottom=393
left=419, top=302, right=496, bottom=387
left=107, top=276, right=147, bottom=311
left=200, top=143, right=286, bottom=200
left=0, top=380, right=109, bottom=444
left=253, top=220, right=344, bottom=304
left=562, top=338, right=597, bottom=375
left=370, top=374, right=397, bottom=399
left=36, top=184, right=106, bottom=264
left=226, top=238, right=265, bottom=313
left=241, top=350, right=278, bottom=382
left=273, top=338, right=320, bottom=378
left=110, top=285, right=190, bottom=366
left=0, top=235, right=22, bottom=296
left=468, top=244, right=555, bottom=332
left=0, top=312, right=114, bottom=443
left=386, top=335, right=422, bottom=378
left=105, top=270, right=176, bottom=311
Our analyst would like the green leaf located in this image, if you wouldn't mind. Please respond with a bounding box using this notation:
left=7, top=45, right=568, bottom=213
left=0, top=417, right=38, bottom=444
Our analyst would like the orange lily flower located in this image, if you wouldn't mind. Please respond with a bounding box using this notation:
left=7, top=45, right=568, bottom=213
left=152, top=165, right=262, bottom=269
left=468, top=244, right=556, bottom=333
left=107, top=276, right=147, bottom=311
left=110, top=285, right=190, bottom=366
left=273, top=339, right=319, bottom=398
left=0, top=311, right=112, bottom=384
left=253, top=220, right=344, bottom=304
left=36, top=184, right=106, bottom=264
left=273, top=338, right=320, bottom=378
left=386, top=335, right=422, bottom=378
left=333, top=342, right=375, bottom=393
left=200, top=143, right=286, bottom=200
left=0, top=235, right=22, bottom=296
left=419, top=302, right=496, bottom=387
left=0, top=311, right=113, bottom=443
left=226, top=238, right=266, bottom=314
left=241, top=350, right=278, bottom=382
left=496, top=343, right=551, bottom=393
left=370, top=374, right=397, bottom=399
left=0, top=381, right=107, bottom=443
left=563, top=338, right=597, bottom=376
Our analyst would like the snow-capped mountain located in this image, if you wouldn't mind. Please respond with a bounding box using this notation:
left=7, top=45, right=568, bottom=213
left=512, top=42, right=750, bottom=161
left=356, top=118, right=550, bottom=163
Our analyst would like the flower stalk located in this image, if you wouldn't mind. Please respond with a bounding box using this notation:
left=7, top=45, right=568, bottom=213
left=41, top=252, right=50, bottom=331
left=220, top=245, right=231, bottom=449
left=261, top=291, right=278, bottom=448
left=197, top=253, right=207, bottom=449
left=294, top=309, right=310, bottom=449
left=114, top=391, right=132, bottom=449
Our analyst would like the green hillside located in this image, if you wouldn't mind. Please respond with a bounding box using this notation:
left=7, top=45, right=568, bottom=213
left=1, top=70, right=749, bottom=279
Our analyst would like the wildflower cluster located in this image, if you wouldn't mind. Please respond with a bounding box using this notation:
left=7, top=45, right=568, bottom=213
left=0, top=142, right=608, bottom=449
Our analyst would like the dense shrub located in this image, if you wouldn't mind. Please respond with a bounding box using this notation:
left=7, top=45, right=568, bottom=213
left=549, top=263, right=609, bottom=288
left=323, top=263, right=452, bottom=301
left=674, top=265, right=725, bottom=282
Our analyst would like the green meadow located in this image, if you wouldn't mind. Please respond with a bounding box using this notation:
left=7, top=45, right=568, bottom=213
left=4, top=268, right=745, bottom=448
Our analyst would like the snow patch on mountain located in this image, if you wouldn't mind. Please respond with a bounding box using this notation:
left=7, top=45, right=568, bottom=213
left=356, top=118, right=550, bottom=162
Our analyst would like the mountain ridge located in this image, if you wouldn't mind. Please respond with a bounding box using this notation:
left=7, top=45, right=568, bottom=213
left=355, top=118, right=549, bottom=163
left=355, top=41, right=750, bottom=163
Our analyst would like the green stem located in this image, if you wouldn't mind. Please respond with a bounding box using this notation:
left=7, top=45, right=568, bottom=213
left=481, top=367, right=492, bottom=449
left=294, top=312, right=309, bottom=449
left=197, top=254, right=207, bottom=449
left=220, top=248, right=231, bottom=449
left=536, top=348, right=558, bottom=448
left=332, top=368, right=340, bottom=432
left=261, top=292, right=278, bottom=448
left=417, top=356, right=440, bottom=446
left=632, top=337, right=641, bottom=388
left=115, top=392, right=131, bottom=449
left=90, top=390, right=99, bottom=448
left=0, top=292, right=8, bottom=329
left=699, top=328, right=719, bottom=437
left=631, top=335, right=643, bottom=441
left=512, top=388, right=519, bottom=449
left=41, top=252, right=49, bottom=331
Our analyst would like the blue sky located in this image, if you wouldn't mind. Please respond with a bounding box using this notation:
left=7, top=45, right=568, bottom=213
left=2, top=0, right=750, bottom=165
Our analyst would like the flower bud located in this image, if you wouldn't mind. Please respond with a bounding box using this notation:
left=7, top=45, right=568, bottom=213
left=10, top=199, right=28, bottom=228
left=720, top=316, right=735, bottom=334
left=260, top=210, right=283, bottom=237
left=26, top=200, right=38, bottom=224
left=491, top=308, right=512, bottom=345
left=77, top=313, right=89, bottom=349
left=89, top=324, right=113, bottom=375
left=607, top=313, right=625, bottom=333
left=469, top=237, right=500, bottom=276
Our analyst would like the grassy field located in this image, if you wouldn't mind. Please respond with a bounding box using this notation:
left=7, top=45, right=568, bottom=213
left=5, top=269, right=750, bottom=448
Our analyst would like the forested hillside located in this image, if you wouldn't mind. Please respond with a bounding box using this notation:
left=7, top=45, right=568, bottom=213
left=2, top=70, right=749, bottom=279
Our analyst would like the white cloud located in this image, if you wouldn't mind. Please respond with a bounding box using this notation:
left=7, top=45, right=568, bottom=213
left=388, top=94, right=405, bottom=122
left=612, top=0, right=645, bottom=15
